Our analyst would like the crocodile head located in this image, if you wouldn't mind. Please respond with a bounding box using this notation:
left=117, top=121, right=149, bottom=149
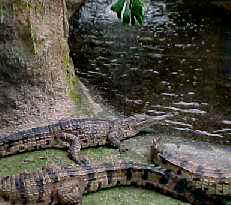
left=115, top=113, right=171, bottom=140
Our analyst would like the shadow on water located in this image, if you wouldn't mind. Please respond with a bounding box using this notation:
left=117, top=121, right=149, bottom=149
left=69, top=0, right=231, bottom=144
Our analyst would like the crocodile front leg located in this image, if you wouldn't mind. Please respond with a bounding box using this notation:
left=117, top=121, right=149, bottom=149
left=107, top=131, right=128, bottom=152
left=60, top=133, right=89, bottom=165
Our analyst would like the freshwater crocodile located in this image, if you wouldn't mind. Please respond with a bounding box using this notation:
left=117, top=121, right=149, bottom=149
left=0, top=160, right=224, bottom=205
left=150, top=136, right=231, bottom=197
left=0, top=114, right=169, bottom=164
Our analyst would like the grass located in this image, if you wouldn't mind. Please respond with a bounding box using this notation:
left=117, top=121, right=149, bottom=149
left=0, top=149, right=74, bottom=176
left=84, top=187, right=186, bottom=205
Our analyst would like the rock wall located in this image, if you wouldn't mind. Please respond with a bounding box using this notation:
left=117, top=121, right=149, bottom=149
left=0, top=0, right=89, bottom=134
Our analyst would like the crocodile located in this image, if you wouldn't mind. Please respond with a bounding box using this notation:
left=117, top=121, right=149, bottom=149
left=0, top=114, right=170, bottom=164
left=0, top=160, right=225, bottom=205
left=150, top=136, right=231, bottom=197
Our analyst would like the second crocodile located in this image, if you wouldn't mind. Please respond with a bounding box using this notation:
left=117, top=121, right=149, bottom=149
left=0, top=160, right=225, bottom=205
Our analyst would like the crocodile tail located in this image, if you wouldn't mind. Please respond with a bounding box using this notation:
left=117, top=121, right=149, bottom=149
left=80, top=160, right=222, bottom=205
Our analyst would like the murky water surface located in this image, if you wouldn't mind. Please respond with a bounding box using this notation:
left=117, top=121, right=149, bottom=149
left=70, top=1, right=231, bottom=204
left=70, top=0, right=231, bottom=144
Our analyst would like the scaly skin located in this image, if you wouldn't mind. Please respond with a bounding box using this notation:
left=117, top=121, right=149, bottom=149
left=0, top=161, right=224, bottom=205
left=0, top=114, right=169, bottom=163
left=150, top=137, right=231, bottom=197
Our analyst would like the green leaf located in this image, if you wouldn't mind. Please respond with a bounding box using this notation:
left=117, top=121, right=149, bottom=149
left=111, top=0, right=126, bottom=13
left=123, top=2, right=131, bottom=25
left=130, top=0, right=144, bottom=25
left=111, top=0, right=144, bottom=25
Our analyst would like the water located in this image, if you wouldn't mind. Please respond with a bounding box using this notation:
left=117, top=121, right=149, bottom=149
left=69, top=0, right=231, bottom=144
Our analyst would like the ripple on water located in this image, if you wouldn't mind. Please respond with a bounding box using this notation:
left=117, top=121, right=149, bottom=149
left=173, top=101, right=200, bottom=108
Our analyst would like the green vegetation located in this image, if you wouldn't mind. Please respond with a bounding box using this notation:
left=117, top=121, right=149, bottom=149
left=111, top=0, right=126, bottom=19
left=130, top=0, right=144, bottom=25
left=84, top=187, right=187, bottom=205
left=63, top=52, right=81, bottom=106
left=111, top=0, right=144, bottom=25
left=123, top=2, right=131, bottom=24
left=0, top=149, right=74, bottom=176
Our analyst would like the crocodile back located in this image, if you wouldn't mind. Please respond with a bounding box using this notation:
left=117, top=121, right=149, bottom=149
left=59, top=118, right=111, bottom=148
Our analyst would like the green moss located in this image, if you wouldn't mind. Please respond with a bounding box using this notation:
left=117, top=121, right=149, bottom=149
left=0, top=149, right=73, bottom=176
left=0, top=147, right=117, bottom=176
left=63, top=53, right=81, bottom=105
left=30, top=28, right=38, bottom=55
left=84, top=187, right=187, bottom=205
left=69, top=76, right=80, bottom=102
left=13, top=0, right=30, bottom=9
left=64, top=52, right=71, bottom=68
left=13, top=0, right=43, bottom=12
left=63, top=52, right=96, bottom=116
left=82, top=147, right=120, bottom=161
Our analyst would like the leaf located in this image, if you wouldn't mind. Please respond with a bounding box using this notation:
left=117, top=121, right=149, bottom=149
left=111, top=0, right=126, bottom=13
left=123, top=2, right=131, bottom=25
left=111, top=0, right=144, bottom=25
left=130, top=0, right=144, bottom=25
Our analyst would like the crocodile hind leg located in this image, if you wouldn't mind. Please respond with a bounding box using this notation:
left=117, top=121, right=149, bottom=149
left=61, top=133, right=90, bottom=165
left=107, top=131, right=128, bottom=152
